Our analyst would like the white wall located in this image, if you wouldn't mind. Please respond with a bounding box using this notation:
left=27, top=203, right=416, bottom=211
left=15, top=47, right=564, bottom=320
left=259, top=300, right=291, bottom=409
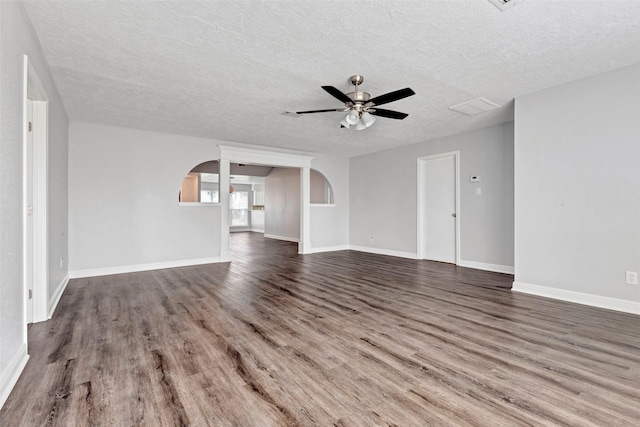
left=311, top=156, right=349, bottom=251
left=68, top=121, right=222, bottom=275
left=250, top=210, right=265, bottom=232
left=514, top=63, right=640, bottom=311
left=0, top=1, right=69, bottom=408
left=264, top=168, right=300, bottom=241
left=350, top=122, right=514, bottom=270
left=47, top=81, right=69, bottom=307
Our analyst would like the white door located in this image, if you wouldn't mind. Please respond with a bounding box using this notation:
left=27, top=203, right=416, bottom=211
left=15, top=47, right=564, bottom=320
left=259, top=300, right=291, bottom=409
left=419, top=153, right=457, bottom=263
left=25, top=56, right=49, bottom=324
left=26, top=99, right=34, bottom=323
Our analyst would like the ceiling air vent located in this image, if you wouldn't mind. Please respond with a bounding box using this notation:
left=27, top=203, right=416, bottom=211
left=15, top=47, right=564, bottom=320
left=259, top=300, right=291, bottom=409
left=487, top=0, right=524, bottom=12
left=449, top=98, right=501, bottom=116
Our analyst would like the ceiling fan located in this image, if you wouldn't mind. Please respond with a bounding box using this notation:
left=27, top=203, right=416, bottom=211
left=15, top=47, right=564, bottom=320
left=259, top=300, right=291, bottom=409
left=294, top=75, right=415, bottom=130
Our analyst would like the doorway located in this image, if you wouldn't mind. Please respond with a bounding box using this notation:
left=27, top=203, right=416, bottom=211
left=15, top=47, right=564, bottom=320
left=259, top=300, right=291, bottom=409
left=23, top=56, right=49, bottom=325
left=417, top=151, right=460, bottom=264
left=217, top=146, right=313, bottom=261
left=228, top=165, right=296, bottom=261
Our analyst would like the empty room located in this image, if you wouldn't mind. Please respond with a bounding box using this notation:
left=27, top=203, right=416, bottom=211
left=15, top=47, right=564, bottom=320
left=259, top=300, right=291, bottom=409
left=1, top=0, right=639, bottom=425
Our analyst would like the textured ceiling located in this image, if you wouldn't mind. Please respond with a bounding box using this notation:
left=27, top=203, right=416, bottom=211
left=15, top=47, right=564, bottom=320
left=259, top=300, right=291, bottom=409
left=23, top=0, right=640, bottom=157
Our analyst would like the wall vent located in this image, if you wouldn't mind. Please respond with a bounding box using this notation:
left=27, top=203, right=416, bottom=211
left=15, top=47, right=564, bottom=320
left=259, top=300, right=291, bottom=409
left=488, top=0, right=524, bottom=12
left=449, top=98, right=501, bottom=116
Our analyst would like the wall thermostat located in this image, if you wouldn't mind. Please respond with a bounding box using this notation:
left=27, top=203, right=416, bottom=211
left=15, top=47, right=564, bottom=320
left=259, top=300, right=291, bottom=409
left=470, top=176, right=480, bottom=182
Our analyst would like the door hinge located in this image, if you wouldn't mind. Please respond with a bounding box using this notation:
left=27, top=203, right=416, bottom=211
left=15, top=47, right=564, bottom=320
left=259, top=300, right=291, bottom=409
left=28, top=121, right=32, bottom=132
left=28, top=289, right=33, bottom=299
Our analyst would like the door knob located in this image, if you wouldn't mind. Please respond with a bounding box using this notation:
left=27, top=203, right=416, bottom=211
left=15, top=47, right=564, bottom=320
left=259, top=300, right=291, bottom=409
left=451, top=213, right=456, bottom=217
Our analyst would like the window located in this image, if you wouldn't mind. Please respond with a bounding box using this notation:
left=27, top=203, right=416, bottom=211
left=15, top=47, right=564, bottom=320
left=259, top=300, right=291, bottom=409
left=230, top=191, right=249, bottom=226
left=200, top=190, right=218, bottom=203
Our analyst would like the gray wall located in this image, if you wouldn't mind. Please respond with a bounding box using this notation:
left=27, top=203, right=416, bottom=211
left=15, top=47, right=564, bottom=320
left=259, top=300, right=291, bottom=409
left=350, top=122, right=514, bottom=268
left=311, top=156, right=349, bottom=250
left=68, top=121, right=221, bottom=273
left=515, top=63, right=640, bottom=302
left=0, top=0, right=68, bottom=406
left=264, top=168, right=300, bottom=241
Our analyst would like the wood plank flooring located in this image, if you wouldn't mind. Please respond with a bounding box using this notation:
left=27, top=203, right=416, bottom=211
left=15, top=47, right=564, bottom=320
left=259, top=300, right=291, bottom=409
left=2, top=232, right=640, bottom=426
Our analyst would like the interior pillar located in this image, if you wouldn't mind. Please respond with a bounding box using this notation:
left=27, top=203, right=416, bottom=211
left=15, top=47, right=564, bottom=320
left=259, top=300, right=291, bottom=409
left=299, top=164, right=311, bottom=254
left=219, top=158, right=231, bottom=262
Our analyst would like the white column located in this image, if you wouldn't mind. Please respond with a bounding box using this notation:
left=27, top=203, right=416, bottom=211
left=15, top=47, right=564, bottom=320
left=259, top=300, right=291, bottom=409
left=219, top=158, right=231, bottom=262
left=299, top=164, right=311, bottom=254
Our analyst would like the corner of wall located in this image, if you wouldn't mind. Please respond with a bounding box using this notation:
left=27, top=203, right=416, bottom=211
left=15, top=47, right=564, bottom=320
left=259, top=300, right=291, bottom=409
left=513, top=281, right=640, bottom=315
left=0, top=344, right=29, bottom=410
left=48, top=273, right=70, bottom=319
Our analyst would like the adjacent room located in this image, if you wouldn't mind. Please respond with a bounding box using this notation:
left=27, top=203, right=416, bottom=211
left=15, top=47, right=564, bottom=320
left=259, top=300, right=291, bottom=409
left=1, top=0, right=639, bottom=425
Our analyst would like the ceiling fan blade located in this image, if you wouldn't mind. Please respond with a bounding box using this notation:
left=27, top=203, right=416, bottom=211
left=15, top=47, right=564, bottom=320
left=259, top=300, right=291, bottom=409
left=369, top=108, right=409, bottom=120
left=295, top=108, right=346, bottom=114
left=367, top=88, right=415, bottom=106
left=321, top=86, right=353, bottom=104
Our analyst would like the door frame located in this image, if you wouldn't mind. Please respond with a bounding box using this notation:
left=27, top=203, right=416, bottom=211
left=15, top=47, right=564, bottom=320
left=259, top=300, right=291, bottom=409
left=416, top=151, right=460, bottom=263
left=23, top=55, right=49, bottom=326
left=217, top=145, right=313, bottom=261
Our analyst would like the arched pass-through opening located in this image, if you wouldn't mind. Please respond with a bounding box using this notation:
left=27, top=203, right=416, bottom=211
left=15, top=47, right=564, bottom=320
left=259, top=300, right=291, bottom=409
left=177, top=160, right=220, bottom=204
left=310, top=169, right=334, bottom=205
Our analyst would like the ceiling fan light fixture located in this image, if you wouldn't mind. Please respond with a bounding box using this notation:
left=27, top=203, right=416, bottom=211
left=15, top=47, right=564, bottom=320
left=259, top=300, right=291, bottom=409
left=361, top=111, right=376, bottom=128
left=355, top=120, right=367, bottom=131
left=339, top=116, right=352, bottom=128
left=345, top=110, right=360, bottom=125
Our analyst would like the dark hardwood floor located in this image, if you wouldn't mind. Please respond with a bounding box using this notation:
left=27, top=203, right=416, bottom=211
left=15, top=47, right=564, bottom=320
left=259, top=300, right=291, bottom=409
left=2, top=232, right=640, bottom=426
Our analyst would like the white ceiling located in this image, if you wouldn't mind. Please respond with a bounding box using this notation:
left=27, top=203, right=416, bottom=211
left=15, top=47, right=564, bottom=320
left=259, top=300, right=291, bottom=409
left=23, top=0, right=640, bottom=157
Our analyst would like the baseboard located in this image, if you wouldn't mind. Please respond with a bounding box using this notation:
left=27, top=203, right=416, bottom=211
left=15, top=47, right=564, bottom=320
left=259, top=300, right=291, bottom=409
left=512, top=281, right=640, bottom=315
left=0, top=343, right=29, bottom=410
left=349, top=245, right=418, bottom=260
left=264, top=234, right=299, bottom=243
left=458, top=260, right=514, bottom=275
left=250, top=228, right=265, bottom=233
left=69, top=257, right=220, bottom=279
left=48, top=273, right=70, bottom=318
left=309, top=244, right=350, bottom=254
left=230, top=227, right=252, bottom=233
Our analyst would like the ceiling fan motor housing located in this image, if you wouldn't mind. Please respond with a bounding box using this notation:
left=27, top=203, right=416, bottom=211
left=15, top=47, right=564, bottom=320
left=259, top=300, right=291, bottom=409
left=347, top=75, right=370, bottom=108
left=346, top=91, right=371, bottom=106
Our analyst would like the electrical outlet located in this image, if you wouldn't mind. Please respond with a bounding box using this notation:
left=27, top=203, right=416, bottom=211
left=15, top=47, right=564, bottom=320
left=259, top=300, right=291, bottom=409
left=60, top=257, right=64, bottom=269
left=626, top=271, right=638, bottom=285
left=369, top=236, right=374, bottom=242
